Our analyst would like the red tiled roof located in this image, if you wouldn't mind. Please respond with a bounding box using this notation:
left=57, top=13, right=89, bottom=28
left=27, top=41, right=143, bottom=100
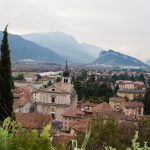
left=109, top=97, right=125, bottom=103
left=69, top=118, right=91, bottom=133
left=13, top=93, right=31, bottom=109
left=15, top=86, right=32, bottom=93
left=82, top=102, right=97, bottom=107
left=125, top=102, right=144, bottom=108
left=92, top=102, right=112, bottom=113
left=62, top=109, right=84, bottom=118
left=15, top=113, right=51, bottom=130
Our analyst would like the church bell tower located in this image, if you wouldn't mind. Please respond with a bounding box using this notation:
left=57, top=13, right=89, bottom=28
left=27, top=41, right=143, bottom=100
left=62, top=60, right=71, bottom=91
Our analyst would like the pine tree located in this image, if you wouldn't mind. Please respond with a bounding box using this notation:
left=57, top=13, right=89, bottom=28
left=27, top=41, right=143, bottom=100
left=0, top=25, right=13, bottom=121
left=143, top=88, right=150, bottom=115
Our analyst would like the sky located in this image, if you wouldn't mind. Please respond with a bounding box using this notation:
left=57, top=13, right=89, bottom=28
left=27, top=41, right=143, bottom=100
left=0, top=0, right=150, bottom=61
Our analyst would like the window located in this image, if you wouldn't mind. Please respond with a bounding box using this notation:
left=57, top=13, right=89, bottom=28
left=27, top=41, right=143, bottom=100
left=64, top=78, right=68, bottom=83
left=52, top=97, right=55, bottom=103
left=66, top=79, right=68, bottom=83
left=52, top=89, right=55, bottom=91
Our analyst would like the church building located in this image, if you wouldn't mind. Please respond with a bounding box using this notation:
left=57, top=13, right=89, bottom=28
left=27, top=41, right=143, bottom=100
left=31, top=61, right=78, bottom=121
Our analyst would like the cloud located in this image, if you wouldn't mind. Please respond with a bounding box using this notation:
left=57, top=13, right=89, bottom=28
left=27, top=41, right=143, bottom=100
left=0, top=0, right=150, bottom=61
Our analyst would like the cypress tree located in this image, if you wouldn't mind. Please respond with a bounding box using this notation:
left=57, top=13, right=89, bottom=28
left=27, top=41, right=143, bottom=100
left=0, top=25, right=13, bottom=121
left=143, top=88, right=150, bottom=115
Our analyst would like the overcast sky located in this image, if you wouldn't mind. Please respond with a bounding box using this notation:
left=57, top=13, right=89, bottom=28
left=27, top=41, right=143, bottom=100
left=0, top=0, right=150, bottom=61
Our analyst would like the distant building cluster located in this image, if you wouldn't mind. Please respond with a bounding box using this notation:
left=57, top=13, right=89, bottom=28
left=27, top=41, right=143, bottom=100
left=116, top=80, right=146, bottom=100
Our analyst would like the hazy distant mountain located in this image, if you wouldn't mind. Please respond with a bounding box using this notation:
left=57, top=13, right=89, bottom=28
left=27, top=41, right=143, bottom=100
left=79, top=43, right=102, bottom=58
left=92, top=50, right=146, bottom=67
left=22, top=32, right=100, bottom=63
left=146, top=59, right=150, bottom=65
left=0, top=32, right=64, bottom=63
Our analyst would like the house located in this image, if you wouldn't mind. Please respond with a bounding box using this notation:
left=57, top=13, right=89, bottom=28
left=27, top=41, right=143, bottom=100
left=62, top=109, right=84, bottom=131
left=123, top=102, right=144, bottom=116
left=13, top=93, right=33, bottom=113
left=117, top=89, right=145, bottom=100
left=69, top=118, right=91, bottom=135
left=134, top=81, right=145, bottom=90
left=115, top=80, right=146, bottom=100
left=92, top=102, right=112, bottom=114
left=62, top=102, right=112, bottom=132
left=116, top=80, right=134, bottom=90
left=81, top=102, right=97, bottom=116
left=109, top=97, right=144, bottom=116
left=109, top=97, right=125, bottom=112
left=31, top=61, right=78, bottom=121
left=81, top=102, right=112, bottom=117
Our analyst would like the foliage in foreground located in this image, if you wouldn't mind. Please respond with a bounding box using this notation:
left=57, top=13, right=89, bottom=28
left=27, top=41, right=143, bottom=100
left=77, top=117, right=150, bottom=150
left=0, top=117, right=54, bottom=150
left=0, top=117, right=150, bottom=150
left=105, top=132, right=150, bottom=150
left=0, top=117, right=90, bottom=150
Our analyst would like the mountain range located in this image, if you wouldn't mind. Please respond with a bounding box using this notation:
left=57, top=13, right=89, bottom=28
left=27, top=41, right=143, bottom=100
left=22, top=32, right=102, bottom=63
left=92, top=50, right=147, bottom=67
left=0, top=31, right=147, bottom=67
left=0, top=32, right=65, bottom=63
left=146, top=59, right=150, bottom=65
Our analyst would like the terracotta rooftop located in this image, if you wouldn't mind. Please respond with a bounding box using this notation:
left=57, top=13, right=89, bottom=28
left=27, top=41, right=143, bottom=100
left=82, top=102, right=97, bottom=107
left=125, top=102, right=144, bottom=108
left=15, top=86, right=33, bottom=93
left=62, top=109, right=84, bottom=118
left=32, top=81, right=73, bottom=94
left=109, top=97, right=125, bottom=103
left=69, top=118, right=91, bottom=133
left=15, top=113, right=51, bottom=130
left=96, top=111, right=136, bottom=122
left=92, top=102, right=112, bottom=113
left=13, top=93, right=31, bottom=109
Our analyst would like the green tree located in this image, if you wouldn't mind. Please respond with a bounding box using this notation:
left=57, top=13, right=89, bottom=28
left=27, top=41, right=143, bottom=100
left=36, top=74, right=42, bottom=81
left=77, top=117, right=135, bottom=150
left=0, top=25, right=13, bottom=121
left=138, top=73, right=145, bottom=83
left=13, top=73, right=25, bottom=80
left=143, top=88, right=150, bottom=115
left=74, top=81, right=83, bottom=100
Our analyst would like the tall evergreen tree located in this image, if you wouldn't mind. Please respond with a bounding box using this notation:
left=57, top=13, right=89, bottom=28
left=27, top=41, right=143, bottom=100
left=143, top=88, right=150, bottom=115
left=0, top=25, right=13, bottom=121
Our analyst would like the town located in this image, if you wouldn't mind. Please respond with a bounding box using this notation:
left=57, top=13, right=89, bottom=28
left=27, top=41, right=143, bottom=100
left=1, top=0, right=150, bottom=149
left=12, top=61, right=150, bottom=148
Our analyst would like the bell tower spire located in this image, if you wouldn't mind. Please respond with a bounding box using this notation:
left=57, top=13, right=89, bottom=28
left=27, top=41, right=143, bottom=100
left=62, top=59, right=71, bottom=91
left=63, top=59, right=70, bottom=77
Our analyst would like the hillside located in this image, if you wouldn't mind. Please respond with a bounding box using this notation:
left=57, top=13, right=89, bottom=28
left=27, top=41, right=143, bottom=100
left=92, top=50, right=146, bottom=67
left=0, top=32, right=64, bottom=63
left=146, top=59, right=150, bottom=65
left=22, top=32, right=100, bottom=63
